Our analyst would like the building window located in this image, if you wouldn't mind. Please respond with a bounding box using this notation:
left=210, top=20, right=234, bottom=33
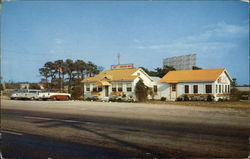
left=205, top=85, right=212, bottom=93
left=98, top=86, right=102, bottom=92
left=228, top=85, right=230, bottom=93
left=86, top=84, right=90, bottom=92
left=126, top=83, right=132, bottom=92
left=193, top=85, right=198, bottom=94
left=112, top=83, right=117, bottom=92
left=118, top=83, right=123, bottom=92
left=93, top=86, right=97, bottom=92
left=219, top=85, right=221, bottom=94
left=184, top=85, right=189, bottom=94
left=216, top=85, right=218, bottom=93
left=172, top=84, right=176, bottom=91
left=225, top=85, right=227, bottom=94
left=153, top=85, right=158, bottom=93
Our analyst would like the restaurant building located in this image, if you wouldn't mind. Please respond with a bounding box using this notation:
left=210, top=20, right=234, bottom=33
left=160, top=68, right=232, bottom=101
left=82, top=64, right=157, bottom=101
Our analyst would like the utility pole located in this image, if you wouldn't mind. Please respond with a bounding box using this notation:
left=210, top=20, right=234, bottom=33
left=117, top=53, right=121, bottom=65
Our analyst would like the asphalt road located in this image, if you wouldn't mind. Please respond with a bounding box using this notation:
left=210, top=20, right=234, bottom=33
left=1, top=99, right=249, bottom=158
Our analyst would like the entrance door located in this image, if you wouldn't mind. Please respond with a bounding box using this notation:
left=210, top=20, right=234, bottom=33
left=105, top=86, right=109, bottom=97
left=170, top=84, right=177, bottom=100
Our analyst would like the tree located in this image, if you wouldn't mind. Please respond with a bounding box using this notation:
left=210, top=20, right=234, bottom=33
left=39, top=67, right=50, bottom=89
left=135, top=79, right=149, bottom=102
left=192, top=66, right=202, bottom=70
left=232, top=78, right=237, bottom=87
left=29, top=83, right=41, bottom=89
left=154, top=65, right=175, bottom=78
left=71, top=85, right=84, bottom=100
left=86, top=61, right=99, bottom=77
left=55, top=60, right=64, bottom=90
left=65, top=59, right=75, bottom=93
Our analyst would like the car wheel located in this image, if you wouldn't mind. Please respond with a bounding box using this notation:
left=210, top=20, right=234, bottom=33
left=66, top=96, right=70, bottom=100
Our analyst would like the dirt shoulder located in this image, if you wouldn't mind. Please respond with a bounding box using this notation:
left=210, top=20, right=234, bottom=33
left=145, top=100, right=249, bottom=110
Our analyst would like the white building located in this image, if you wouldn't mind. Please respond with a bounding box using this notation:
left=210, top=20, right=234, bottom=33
left=82, top=68, right=157, bottom=101
left=160, top=68, right=232, bottom=101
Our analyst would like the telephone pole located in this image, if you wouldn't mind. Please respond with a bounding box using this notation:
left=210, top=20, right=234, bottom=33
left=117, top=53, right=120, bottom=65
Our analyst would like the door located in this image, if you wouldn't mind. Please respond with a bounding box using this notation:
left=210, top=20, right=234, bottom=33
left=105, top=86, right=109, bottom=97
left=170, top=84, right=177, bottom=100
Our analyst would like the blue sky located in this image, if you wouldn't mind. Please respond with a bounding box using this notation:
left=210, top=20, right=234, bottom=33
left=1, top=1, right=249, bottom=85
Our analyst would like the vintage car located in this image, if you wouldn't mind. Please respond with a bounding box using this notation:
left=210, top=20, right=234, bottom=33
left=38, top=90, right=71, bottom=100
left=10, top=89, right=41, bottom=100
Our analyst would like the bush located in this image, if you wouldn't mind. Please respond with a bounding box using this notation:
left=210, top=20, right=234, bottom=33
left=117, top=98, right=122, bottom=102
left=176, top=97, right=183, bottom=101
left=207, top=95, right=214, bottom=101
left=160, top=97, right=166, bottom=101
left=218, top=98, right=224, bottom=102
left=240, top=91, right=249, bottom=100
left=85, top=97, right=92, bottom=101
left=183, top=95, right=189, bottom=101
left=230, top=87, right=241, bottom=101
left=85, top=96, right=98, bottom=101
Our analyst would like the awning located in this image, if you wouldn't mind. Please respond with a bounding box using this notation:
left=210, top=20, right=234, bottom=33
left=95, top=81, right=111, bottom=86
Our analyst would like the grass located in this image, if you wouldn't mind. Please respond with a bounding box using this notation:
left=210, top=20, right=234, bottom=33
left=146, top=100, right=250, bottom=110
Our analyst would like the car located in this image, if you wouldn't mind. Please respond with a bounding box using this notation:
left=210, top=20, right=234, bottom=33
left=9, top=89, right=22, bottom=100
left=38, top=90, right=71, bottom=101
left=10, top=89, right=42, bottom=100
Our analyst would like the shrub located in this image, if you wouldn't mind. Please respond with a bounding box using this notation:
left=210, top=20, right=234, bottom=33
left=117, top=98, right=122, bottom=102
left=230, top=87, right=241, bottom=101
left=240, top=91, right=249, bottom=100
left=183, top=95, right=189, bottom=101
left=218, top=98, right=224, bottom=102
left=160, top=97, right=166, bottom=101
left=207, top=95, right=214, bottom=101
left=176, top=97, right=183, bottom=101
left=85, top=97, right=92, bottom=101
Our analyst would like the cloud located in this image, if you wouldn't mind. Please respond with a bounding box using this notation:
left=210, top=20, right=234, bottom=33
left=136, top=22, right=246, bottom=55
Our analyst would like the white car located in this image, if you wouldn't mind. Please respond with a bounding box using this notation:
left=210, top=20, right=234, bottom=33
left=38, top=91, right=71, bottom=100
left=10, top=89, right=41, bottom=100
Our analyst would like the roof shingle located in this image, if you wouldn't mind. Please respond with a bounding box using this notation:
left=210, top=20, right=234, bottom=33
left=82, top=68, right=140, bottom=82
left=160, top=68, right=225, bottom=83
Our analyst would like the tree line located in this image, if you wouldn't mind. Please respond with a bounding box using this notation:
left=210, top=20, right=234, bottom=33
left=140, top=65, right=202, bottom=78
left=39, top=59, right=102, bottom=93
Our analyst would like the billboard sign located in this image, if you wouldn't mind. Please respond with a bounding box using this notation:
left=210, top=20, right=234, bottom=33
left=111, top=64, right=134, bottom=70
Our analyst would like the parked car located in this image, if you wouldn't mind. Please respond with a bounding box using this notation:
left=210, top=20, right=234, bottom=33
left=38, top=91, right=71, bottom=100
left=9, top=89, right=23, bottom=100
left=9, top=89, right=41, bottom=100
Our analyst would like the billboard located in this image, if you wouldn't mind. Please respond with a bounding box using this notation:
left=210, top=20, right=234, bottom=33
left=163, top=54, right=196, bottom=70
left=111, top=64, right=134, bottom=70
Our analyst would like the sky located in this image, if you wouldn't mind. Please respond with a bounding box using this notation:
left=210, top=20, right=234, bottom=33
left=1, top=1, right=249, bottom=85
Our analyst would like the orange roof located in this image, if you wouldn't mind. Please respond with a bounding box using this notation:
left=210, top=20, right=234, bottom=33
left=82, top=68, right=140, bottom=82
left=95, top=81, right=111, bottom=86
left=160, top=68, right=225, bottom=83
